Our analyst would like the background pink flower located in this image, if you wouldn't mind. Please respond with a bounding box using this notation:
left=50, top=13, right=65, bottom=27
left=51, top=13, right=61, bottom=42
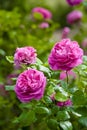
left=66, top=0, right=83, bottom=6
left=14, top=46, right=37, bottom=67
left=0, top=84, right=8, bottom=97
left=14, top=69, right=46, bottom=102
left=6, top=73, right=18, bottom=85
left=62, top=27, right=70, bottom=39
left=67, top=10, right=82, bottom=24
left=81, top=38, right=87, bottom=48
left=32, top=7, right=52, bottom=20
left=60, top=70, right=76, bottom=80
left=48, top=39, right=83, bottom=71
left=39, top=22, right=49, bottom=29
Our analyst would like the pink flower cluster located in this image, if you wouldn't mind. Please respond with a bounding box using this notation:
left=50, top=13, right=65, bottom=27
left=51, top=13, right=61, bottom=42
left=50, top=93, right=72, bottom=107
left=14, top=69, right=46, bottom=103
left=32, top=7, right=52, bottom=20
left=67, top=10, right=82, bottom=24
left=14, top=46, right=37, bottom=67
left=57, top=99, right=72, bottom=107
left=48, top=39, right=83, bottom=71
left=66, top=0, right=83, bottom=6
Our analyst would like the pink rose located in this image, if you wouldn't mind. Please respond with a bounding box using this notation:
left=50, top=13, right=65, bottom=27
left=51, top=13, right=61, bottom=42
left=39, top=22, right=49, bottom=29
left=14, top=69, right=46, bottom=102
left=62, top=27, right=70, bottom=39
left=57, top=99, right=72, bottom=107
left=48, top=39, right=83, bottom=71
left=32, top=7, right=52, bottom=20
left=14, top=46, right=37, bottom=67
left=66, top=0, right=83, bottom=6
left=67, top=10, right=82, bottom=24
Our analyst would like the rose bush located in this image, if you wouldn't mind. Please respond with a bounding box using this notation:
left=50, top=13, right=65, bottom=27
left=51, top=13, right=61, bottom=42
left=1, top=0, right=87, bottom=130
left=5, top=40, right=87, bottom=130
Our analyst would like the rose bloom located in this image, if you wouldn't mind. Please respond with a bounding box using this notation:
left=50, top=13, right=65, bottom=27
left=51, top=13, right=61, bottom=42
left=32, top=7, right=52, bottom=20
left=62, top=27, right=70, bottom=39
left=14, top=46, right=37, bottom=67
left=39, top=22, right=49, bottom=29
left=48, top=39, right=83, bottom=71
left=66, top=0, right=83, bottom=6
left=57, top=99, right=72, bottom=107
left=60, top=70, right=76, bottom=80
left=67, top=10, right=82, bottom=24
left=14, top=69, right=46, bottom=103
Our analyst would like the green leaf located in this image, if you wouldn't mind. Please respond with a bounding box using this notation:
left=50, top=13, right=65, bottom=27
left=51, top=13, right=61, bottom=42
left=0, top=49, right=5, bottom=56
left=6, top=56, right=14, bottom=63
left=33, top=12, right=43, bottom=20
left=52, top=105, right=59, bottom=114
left=57, top=111, right=70, bottom=121
left=43, top=96, right=52, bottom=104
left=72, top=90, right=87, bottom=106
left=5, top=85, right=15, bottom=91
left=47, top=119, right=59, bottom=130
left=83, top=2, right=87, bottom=6
left=75, top=107, right=87, bottom=117
left=36, top=58, right=43, bottom=65
left=83, top=55, right=87, bottom=63
left=54, top=86, right=68, bottom=96
left=60, top=80, right=67, bottom=89
left=13, top=110, right=36, bottom=127
left=71, top=110, right=82, bottom=118
left=60, top=121, right=73, bottom=130
left=79, top=117, right=87, bottom=127
left=38, top=65, right=51, bottom=77
left=54, top=92, right=68, bottom=102
left=47, top=85, right=54, bottom=96
left=35, top=106, right=50, bottom=115
left=19, top=103, right=32, bottom=109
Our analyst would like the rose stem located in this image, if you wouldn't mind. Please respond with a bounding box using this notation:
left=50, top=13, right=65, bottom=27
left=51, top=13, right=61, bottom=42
left=66, top=71, right=69, bottom=85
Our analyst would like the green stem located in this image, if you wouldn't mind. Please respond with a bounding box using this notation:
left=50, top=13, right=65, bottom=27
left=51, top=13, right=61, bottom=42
left=66, top=71, right=68, bottom=85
